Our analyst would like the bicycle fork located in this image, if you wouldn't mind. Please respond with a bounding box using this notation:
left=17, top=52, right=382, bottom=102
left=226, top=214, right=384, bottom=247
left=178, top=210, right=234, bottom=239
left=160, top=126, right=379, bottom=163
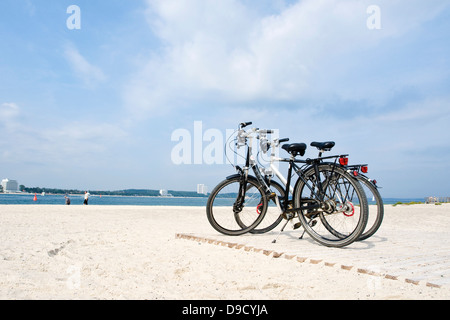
left=233, top=163, right=275, bottom=215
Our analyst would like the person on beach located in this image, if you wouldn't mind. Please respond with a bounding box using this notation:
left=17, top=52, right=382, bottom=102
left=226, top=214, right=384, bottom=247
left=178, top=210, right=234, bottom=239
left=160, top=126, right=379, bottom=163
left=83, top=191, right=90, bottom=205
left=65, top=194, right=71, bottom=205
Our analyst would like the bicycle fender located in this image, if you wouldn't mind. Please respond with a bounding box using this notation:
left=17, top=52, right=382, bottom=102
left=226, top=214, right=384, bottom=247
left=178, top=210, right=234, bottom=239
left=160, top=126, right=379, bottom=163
left=225, top=174, right=259, bottom=183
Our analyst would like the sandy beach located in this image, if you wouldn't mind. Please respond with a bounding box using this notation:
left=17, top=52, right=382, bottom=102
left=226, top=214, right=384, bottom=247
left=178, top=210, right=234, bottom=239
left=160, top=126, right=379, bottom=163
left=1, top=203, right=449, bottom=300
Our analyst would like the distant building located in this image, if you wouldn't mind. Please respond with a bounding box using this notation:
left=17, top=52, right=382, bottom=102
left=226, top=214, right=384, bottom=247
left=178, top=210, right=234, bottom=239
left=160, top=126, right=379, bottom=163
left=1, top=178, right=19, bottom=193
left=159, top=189, right=173, bottom=197
left=197, top=184, right=208, bottom=195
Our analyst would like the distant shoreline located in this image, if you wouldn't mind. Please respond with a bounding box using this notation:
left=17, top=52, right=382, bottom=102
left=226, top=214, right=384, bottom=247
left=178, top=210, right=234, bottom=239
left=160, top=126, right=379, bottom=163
left=1, top=192, right=208, bottom=199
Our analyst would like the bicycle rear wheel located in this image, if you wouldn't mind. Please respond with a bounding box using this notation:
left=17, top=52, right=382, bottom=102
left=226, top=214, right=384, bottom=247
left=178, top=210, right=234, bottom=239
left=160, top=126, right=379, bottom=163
left=249, top=180, right=285, bottom=234
left=293, top=164, right=368, bottom=247
left=356, top=176, right=384, bottom=241
left=206, top=176, right=268, bottom=236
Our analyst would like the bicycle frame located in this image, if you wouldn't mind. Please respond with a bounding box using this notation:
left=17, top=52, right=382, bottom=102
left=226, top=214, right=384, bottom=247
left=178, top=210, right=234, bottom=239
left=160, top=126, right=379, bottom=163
left=233, top=124, right=351, bottom=218
left=235, top=131, right=303, bottom=214
left=268, top=157, right=343, bottom=214
left=238, top=132, right=272, bottom=195
left=231, top=125, right=274, bottom=214
left=263, top=139, right=350, bottom=215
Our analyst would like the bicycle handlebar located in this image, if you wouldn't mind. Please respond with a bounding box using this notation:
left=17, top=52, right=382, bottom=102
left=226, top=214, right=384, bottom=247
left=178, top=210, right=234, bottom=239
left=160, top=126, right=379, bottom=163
left=235, top=123, right=279, bottom=154
left=240, top=122, right=252, bottom=128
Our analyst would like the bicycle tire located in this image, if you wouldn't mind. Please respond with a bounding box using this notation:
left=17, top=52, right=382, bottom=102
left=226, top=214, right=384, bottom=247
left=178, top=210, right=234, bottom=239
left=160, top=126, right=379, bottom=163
left=206, top=176, right=268, bottom=236
left=293, top=164, right=368, bottom=247
left=249, top=180, right=286, bottom=234
left=320, top=162, right=384, bottom=241
left=356, top=176, right=384, bottom=241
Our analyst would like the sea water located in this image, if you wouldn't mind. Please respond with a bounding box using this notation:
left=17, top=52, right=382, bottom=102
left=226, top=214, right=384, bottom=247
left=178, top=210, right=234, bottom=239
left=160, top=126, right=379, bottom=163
left=0, top=193, right=208, bottom=206
left=0, top=193, right=426, bottom=206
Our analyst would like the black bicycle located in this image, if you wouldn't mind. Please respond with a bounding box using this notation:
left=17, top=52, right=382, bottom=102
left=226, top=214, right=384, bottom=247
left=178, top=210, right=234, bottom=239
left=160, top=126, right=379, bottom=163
left=341, top=163, right=383, bottom=241
left=206, top=122, right=369, bottom=248
left=309, top=141, right=384, bottom=241
left=248, top=136, right=383, bottom=242
left=206, top=122, right=273, bottom=236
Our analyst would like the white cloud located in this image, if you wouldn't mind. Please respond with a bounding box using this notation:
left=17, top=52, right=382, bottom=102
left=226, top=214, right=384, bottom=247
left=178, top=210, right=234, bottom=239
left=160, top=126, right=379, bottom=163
left=374, top=97, right=450, bottom=123
left=0, top=102, right=21, bottom=134
left=64, top=43, right=106, bottom=87
left=1, top=107, right=128, bottom=167
left=0, top=102, right=19, bottom=120
left=34, top=122, right=128, bottom=164
left=0, top=115, right=131, bottom=188
left=123, top=0, right=449, bottom=117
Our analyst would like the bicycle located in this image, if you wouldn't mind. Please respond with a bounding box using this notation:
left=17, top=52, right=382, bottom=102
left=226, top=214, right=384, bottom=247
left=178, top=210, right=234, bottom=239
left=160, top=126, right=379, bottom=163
left=249, top=132, right=370, bottom=245
left=345, top=164, right=383, bottom=240
left=251, top=136, right=383, bottom=241
left=206, top=122, right=274, bottom=236
left=308, top=141, right=384, bottom=241
left=206, top=122, right=369, bottom=247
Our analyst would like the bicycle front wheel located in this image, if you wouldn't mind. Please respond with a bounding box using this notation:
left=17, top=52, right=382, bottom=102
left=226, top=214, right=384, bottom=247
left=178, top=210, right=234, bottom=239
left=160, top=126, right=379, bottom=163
left=293, top=164, right=368, bottom=247
left=206, top=176, right=268, bottom=236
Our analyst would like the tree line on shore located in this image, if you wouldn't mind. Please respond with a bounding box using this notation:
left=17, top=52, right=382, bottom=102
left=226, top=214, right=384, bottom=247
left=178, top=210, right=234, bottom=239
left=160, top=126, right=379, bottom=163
left=19, top=186, right=208, bottom=197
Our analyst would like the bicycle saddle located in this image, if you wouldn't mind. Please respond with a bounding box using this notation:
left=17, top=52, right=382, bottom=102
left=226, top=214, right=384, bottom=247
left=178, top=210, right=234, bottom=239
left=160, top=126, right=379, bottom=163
left=282, top=143, right=307, bottom=157
left=310, top=141, right=335, bottom=151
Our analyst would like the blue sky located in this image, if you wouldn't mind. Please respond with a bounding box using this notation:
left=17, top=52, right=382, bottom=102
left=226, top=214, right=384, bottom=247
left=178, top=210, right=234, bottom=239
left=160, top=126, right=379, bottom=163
left=0, top=0, right=449, bottom=198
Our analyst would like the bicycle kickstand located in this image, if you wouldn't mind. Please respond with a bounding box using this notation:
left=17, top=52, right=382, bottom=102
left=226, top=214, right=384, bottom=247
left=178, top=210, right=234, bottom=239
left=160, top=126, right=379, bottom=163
left=299, top=219, right=317, bottom=240
left=271, top=219, right=291, bottom=243
left=299, top=227, right=306, bottom=240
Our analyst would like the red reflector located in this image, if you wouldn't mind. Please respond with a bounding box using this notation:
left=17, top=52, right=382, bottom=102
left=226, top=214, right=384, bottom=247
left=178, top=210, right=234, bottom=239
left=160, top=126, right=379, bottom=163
left=339, top=157, right=348, bottom=166
left=361, top=166, right=368, bottom=173
left=257, top=203, right=263, bottom=214
left=353, top=170, right=358, bottom=177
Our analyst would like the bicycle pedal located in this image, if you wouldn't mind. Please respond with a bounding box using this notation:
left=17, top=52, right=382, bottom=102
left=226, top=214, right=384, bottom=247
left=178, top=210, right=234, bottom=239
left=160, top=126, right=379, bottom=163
left=293, top=222, right=302, bottom=230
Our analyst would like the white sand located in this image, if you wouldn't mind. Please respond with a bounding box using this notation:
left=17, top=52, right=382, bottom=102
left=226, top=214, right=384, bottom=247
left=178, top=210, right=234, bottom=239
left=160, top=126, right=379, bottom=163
left=1, top=203, right=449, bottom=300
